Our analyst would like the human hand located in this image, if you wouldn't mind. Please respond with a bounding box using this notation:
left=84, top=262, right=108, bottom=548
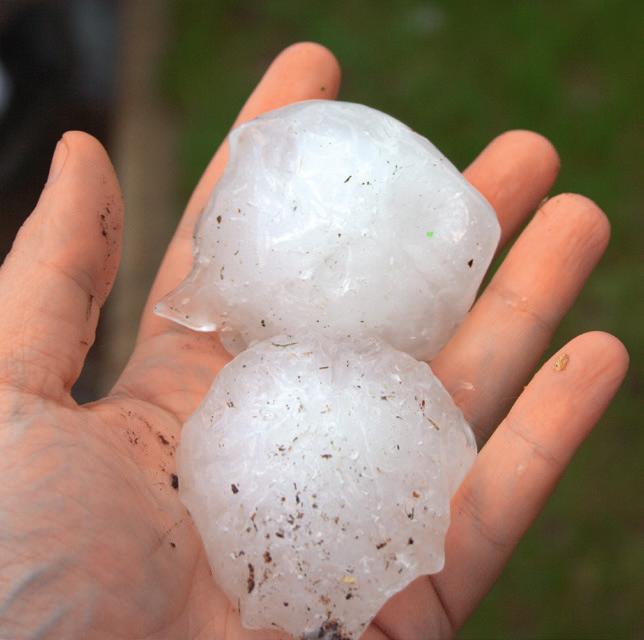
left=0, top=43, right=628, bottom=639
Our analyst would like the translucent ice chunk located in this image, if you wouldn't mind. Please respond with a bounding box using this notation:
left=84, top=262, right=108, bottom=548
left=156, top=101, right=500, bottom=360
left=177, top=334, right=476, bottom=639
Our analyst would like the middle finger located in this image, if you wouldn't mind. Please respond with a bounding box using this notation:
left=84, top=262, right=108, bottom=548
left=432, top=193, right=611, bottom=444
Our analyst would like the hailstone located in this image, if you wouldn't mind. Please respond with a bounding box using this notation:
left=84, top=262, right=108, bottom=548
left=177, top=334, right=476, bottom=639
left=156, top=100, right=500, bottom=360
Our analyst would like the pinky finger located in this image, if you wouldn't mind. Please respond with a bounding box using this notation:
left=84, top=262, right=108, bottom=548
left=431, top=331, right=629, bottom=629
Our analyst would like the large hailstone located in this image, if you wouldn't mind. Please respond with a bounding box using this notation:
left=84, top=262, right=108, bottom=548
left=178, top=334, right=476, bottom=639
left=156, top=100, right=500, bottom=360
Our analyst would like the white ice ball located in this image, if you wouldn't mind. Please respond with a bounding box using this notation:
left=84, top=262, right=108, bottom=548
left=177, top=334, right=476, bottom=639
left=156, top=100, right=500, bottom=361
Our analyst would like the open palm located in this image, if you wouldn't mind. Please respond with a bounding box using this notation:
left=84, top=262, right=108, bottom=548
left=0, top=44, right=627, bottom=639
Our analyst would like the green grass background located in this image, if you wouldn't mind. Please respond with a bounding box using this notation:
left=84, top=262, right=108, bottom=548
left=160, top=1, right=642, bottom=637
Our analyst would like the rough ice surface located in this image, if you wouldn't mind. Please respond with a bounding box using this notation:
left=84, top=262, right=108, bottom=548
left=156, top=100, right=500, bottom=361
left=177, top=334, right=476, bottom=639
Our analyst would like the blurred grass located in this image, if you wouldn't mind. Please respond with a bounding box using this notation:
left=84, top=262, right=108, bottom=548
left=160, top=1, right=642, bottom=637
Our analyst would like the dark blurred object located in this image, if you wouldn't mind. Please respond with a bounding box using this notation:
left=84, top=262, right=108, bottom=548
left=0, top=0, right=117, bottom=259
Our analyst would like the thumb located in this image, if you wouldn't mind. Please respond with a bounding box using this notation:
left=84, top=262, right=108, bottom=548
left=0, top=131, right=123, bottom=401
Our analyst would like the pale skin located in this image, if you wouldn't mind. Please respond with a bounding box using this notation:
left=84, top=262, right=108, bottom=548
left=0, top=43, right=629, bottom=639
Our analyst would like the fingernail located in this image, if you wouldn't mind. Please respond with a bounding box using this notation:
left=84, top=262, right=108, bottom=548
left=47, top=137, right=69, bottom=185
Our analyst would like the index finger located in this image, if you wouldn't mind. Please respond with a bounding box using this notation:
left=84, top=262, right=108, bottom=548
left=114, top=43, right=341, bottom=420
left=138, top=42, right=342, bottom=342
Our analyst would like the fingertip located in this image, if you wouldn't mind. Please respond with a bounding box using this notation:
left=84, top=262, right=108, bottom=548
left=59, top=131, right=110, bottom=181
left=258, top=41, right=342, bottom=102
left=61, top=130, right=106, bottom=153
left=484, top=130, right=561, bottom=202
left=545, top=332, right=630, bottom=422
left=539, top=193, right=611, bottom=253
left=497, top=129, right=560, bottom=176
left=278, top=41, right=340, bottom=73
left=562, top=331, right=630, bottom=379
left=60, top=129, right=122, bottom=200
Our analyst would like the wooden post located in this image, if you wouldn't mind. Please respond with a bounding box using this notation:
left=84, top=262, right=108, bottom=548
left=102, top=0, right=179, bottom=392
